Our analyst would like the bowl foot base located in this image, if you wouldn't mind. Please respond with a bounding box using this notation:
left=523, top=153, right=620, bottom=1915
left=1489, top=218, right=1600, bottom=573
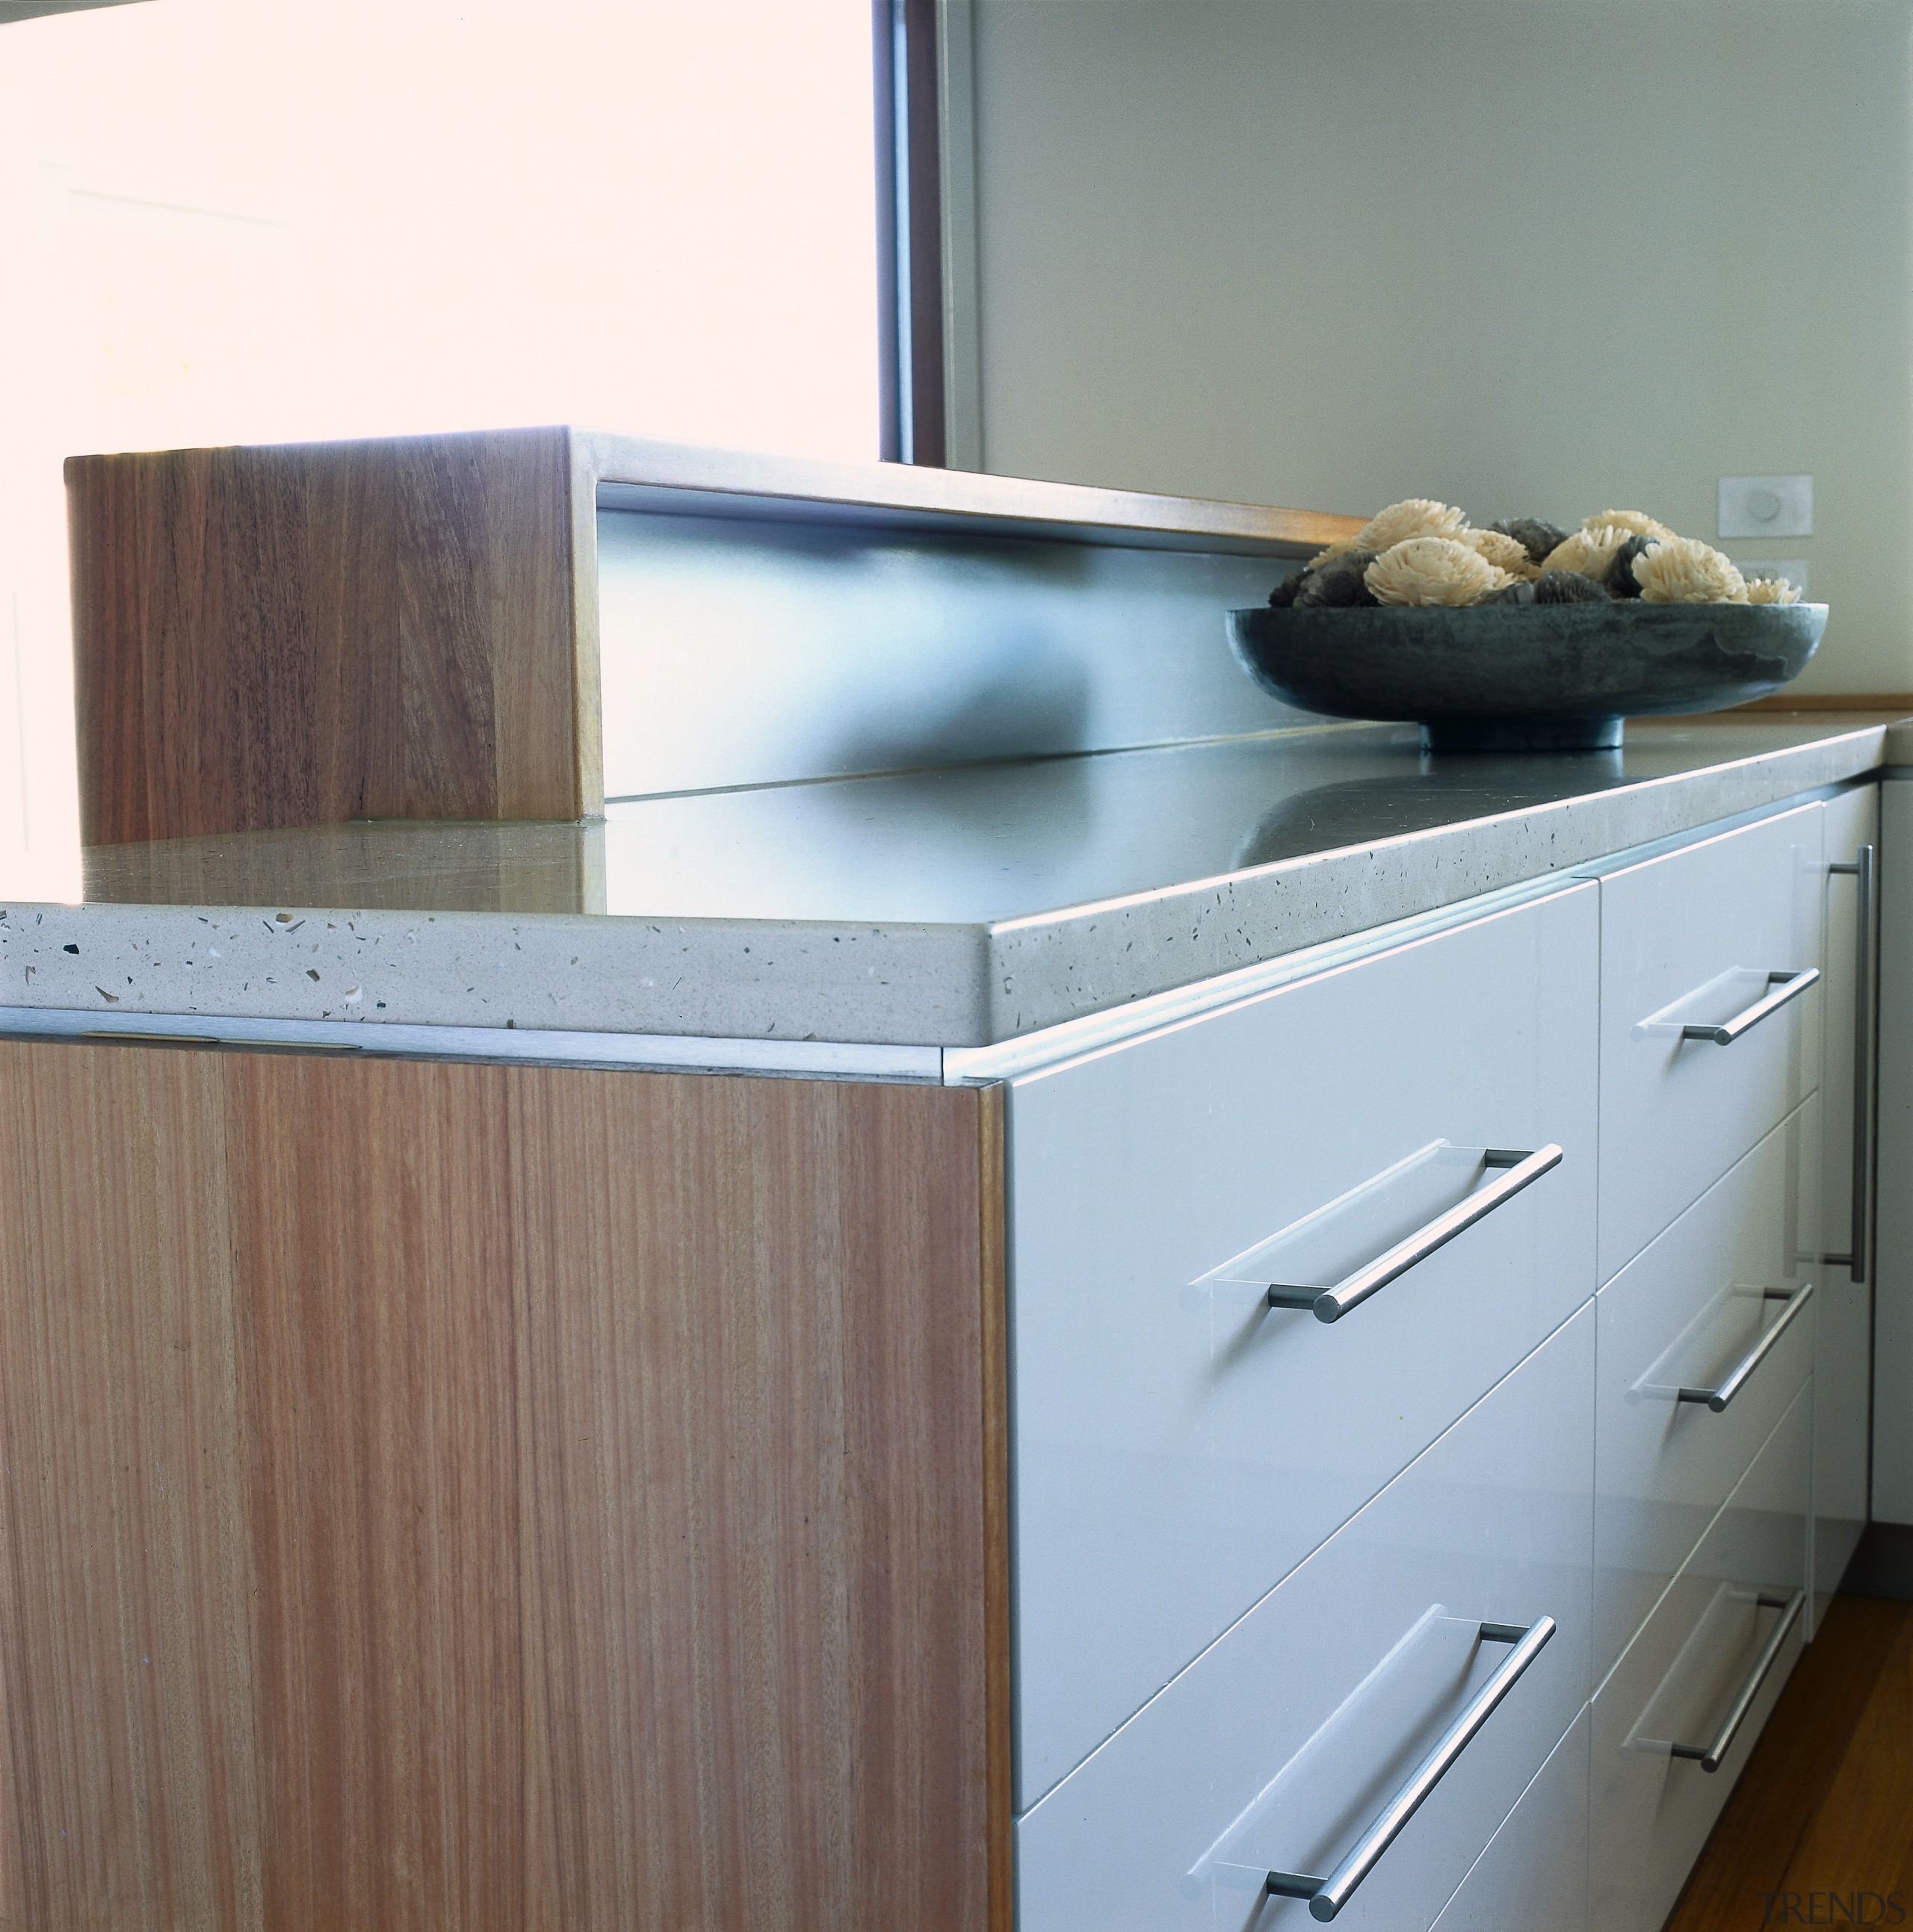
left=1421, top=716, right=1625, bottom=754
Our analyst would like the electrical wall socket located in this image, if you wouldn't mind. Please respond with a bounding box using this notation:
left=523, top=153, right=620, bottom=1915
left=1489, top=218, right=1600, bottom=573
left=1719, top=474, right=1812, bottom=539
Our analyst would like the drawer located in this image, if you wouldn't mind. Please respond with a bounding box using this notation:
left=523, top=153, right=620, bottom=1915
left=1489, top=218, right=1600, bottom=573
left=1016, top=1304, right=1595, bottom=1932
left=1589, top=1381, right=1810, bottom=1932
left=1428, top=1709, right=1589, bottom=1932
left=1007, top=884, right=1598, bottom=1804
left=1592, top=1098, right=1818, bottom=1681
left=1595, top=802, right=1823, bottom=1282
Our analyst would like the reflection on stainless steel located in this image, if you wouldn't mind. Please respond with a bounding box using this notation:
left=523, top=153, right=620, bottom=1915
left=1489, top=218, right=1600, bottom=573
left=596, top=508, right=1305, bottom=798
left=1231, top=752, right=1631, bottom=871
left=75, top=719, right=1882, bottom=932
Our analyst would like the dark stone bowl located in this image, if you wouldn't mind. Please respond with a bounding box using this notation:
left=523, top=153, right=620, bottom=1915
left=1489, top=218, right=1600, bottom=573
left=1227, top=600, right=1827, bottom=752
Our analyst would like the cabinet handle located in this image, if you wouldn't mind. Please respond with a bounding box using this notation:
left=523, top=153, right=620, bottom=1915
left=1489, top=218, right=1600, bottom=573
left=1675, top=1282, right=1814, bottom=1413
left=1669, top=1590, right=1805, bottom=1772
left=1267, top=1145, right=1563, bottom=1324
left=1680, top=967, right=1819, bottom=1045
left=1266, top=1616, right=1557, bottom=1922
left=1825, top=846, right=1875, bottom=1282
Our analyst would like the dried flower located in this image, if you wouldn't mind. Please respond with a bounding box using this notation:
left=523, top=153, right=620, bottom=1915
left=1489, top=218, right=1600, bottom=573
left=1634, top=536, right=1749, bottom=604
left=1744, top=575, right=1802, bottom=605
left=1365, top=537, right=1512, bottom=607
left=1584, top=509, right=1675, bottom=542
left=1459, top=528, right=1540, bottom=578
left=1356, top=498, right=1469, bottom=552
left=1542, top=524, right=1634, bottom=579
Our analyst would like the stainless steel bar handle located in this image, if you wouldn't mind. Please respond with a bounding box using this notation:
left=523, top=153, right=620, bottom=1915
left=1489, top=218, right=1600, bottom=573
left=1680, top=967, right=1819, bottom=1045
left=1669, top=1590, right=1805, bottom=1773
left=1675, top=1282, right=1814, bottom=1413
left=1826, top=846, right=1875, bottom=1281
left=1266, top=1617, right=1556, bottom=1922
left=1267, top=1145, right=1563, bottom=1325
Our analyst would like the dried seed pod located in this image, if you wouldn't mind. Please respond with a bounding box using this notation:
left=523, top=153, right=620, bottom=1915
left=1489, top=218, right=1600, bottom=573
left=1584, top=509, right=1675, bottom=542
left=1488, top=517, right=1569, bottom=565
left=1480, top=578, right=1538, bottom=605
left=1533, top=569, right=1613, bottom=604
left=1268, top=569, right=1308, bottom=608
left=1356, top=498, right=1469, bottom=552
left=1294, top=550, right=1381, bottom=607
left=1634, top=536, right=1749, bottom=604
left=1365, top=536, right=1512, bottom=607
left=1744, top=575, right=1802, bottom=605
left=1307, top=537, right=1362, bottom=569
left=1601, top=533, right=1654, bottom=600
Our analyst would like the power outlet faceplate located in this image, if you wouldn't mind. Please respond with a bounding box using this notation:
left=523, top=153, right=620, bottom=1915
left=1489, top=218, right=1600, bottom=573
left=1719, top=475, right=1813, bottom=539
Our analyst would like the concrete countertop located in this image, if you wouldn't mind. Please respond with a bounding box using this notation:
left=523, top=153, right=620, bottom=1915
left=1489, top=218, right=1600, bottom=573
left=2, top=713, right=1906, bottom=1048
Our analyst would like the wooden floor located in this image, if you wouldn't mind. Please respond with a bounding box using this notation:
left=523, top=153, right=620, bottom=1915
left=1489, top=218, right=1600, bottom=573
left=1665, top=1594, right=1913, bottom=1930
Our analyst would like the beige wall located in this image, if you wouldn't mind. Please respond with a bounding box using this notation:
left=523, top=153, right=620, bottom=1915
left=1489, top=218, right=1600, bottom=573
left=967, top=0, right=1913, bottom=693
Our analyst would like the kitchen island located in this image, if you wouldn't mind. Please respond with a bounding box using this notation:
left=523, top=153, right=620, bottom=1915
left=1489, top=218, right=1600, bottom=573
left=3, top=435, right=1904, bottom=1931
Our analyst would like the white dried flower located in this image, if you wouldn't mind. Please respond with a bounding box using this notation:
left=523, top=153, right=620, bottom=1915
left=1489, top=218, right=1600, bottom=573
left=1744, top=575, right=1802, bottom=605
left=1356, top=498, right=1469, bottom=552
left=1308, top=537, right=1362, bottom=569
left=1583, top=509, right=1675, bottom=542
left=1542, top=525, right=1634, bottom=578
left=1365, top=536, right=1512, bottom=607
left=1634, top=536, right=1749, bottom=604
left=1458, top=527, right=1540, bottom=578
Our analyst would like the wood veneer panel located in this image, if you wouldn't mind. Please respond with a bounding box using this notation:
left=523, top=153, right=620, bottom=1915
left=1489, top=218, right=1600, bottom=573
left=0, top=1042, right=1002, bottom=1931
left=1731, top=693, right=1913, bottom=713
left=1663, top=1595, right=1913, bottom=1931
left=0, top=1041, right=261, bottom=1931
left=500, top=1065, right=998, bottom=1931
left=67, top=427, right=593, bottom=845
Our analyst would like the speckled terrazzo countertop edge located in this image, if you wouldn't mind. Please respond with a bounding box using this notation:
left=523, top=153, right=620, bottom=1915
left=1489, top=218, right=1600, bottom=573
left=0, top=719, right=1902, bottom=1047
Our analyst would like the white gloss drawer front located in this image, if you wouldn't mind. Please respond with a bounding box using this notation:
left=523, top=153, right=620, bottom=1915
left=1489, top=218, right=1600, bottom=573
left=1427, top=1710, right=1589, bottom=1932
left=1589, top=1382, right=1809, bottom=1932
left=1595, top=802, right=1823, bottom=1282
left=1016, top=1305, right=1595, bottom=1932
left=1592, top=1098, right=1819, bottom=1682
left=1006, top=885, right=1598, bottom=1808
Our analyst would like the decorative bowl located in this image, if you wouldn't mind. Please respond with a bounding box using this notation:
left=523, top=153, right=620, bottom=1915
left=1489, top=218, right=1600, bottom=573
left=1226, top=600, right=1827, bottom=752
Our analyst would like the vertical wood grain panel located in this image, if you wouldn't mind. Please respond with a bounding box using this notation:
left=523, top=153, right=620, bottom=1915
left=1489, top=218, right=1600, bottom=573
left=67, top=427, right=596, bottom=845
left=0, top=1041, right=1003, bottom=1931
left=0, top=1042, right=261, bottom=1931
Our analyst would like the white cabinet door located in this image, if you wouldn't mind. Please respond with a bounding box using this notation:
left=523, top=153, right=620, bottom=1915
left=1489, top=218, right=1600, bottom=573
left=1016, top=1305, right=1595, bottom=1932
left=1589, top=1383, right=1810, bottom=1932
left=1596, top=803, right=1824, bottom=1283
left=1429, top=1709, right=1589, bottom=1932
left=1592, top=1098, right=1818, bottom=1682
left=1007, top=884, right=1598, bottom=1806
left=1817, top=783, right=1878, bottom=1605
left=1873, top=780, right=1913, bottom=1524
